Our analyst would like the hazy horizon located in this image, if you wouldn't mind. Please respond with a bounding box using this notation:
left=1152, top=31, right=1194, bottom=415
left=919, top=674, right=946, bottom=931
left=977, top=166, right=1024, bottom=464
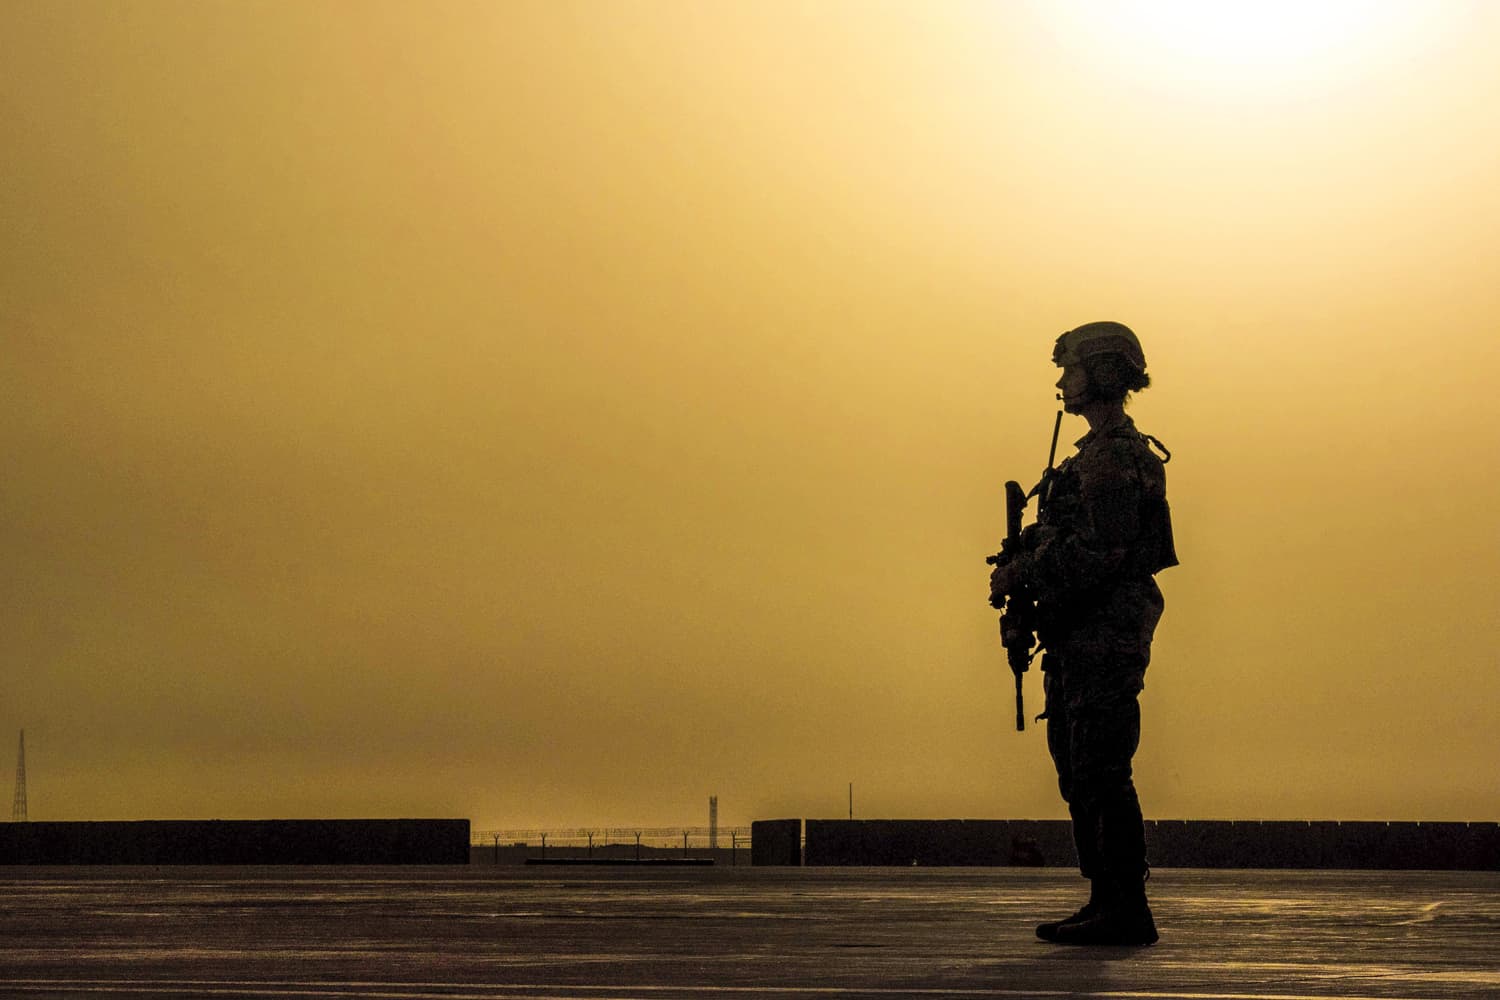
left=5, top=1, right=1498, bottom=831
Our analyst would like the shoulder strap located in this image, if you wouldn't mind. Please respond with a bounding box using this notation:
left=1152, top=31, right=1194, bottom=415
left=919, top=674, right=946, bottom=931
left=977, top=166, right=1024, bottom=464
left=1141, top=432, right=1171, bottom=464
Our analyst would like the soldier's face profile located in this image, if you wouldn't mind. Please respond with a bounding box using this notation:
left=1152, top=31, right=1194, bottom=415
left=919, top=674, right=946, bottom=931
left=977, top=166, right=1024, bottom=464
left=1057, top=365, right=1090, bottom=411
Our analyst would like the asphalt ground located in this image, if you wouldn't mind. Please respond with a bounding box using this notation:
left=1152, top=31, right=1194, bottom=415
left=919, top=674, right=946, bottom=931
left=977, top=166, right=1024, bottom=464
left=1, top=865, right=1496, bottom=999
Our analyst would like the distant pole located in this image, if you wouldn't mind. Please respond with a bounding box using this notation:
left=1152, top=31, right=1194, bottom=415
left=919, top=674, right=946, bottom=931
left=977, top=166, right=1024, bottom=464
left=848, top=782, right=853, bottom=821
left=709, top=795, right=718, bottom=849
left=12, top=730, right=26, bottom=823
left=493, top=833, right=500, bottom=866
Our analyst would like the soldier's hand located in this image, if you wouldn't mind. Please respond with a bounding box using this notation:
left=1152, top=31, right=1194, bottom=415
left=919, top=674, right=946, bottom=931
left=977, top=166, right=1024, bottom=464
left=988, top=563, right=1013, bottom=608
left=1020, top=522, right=1054, bottom=552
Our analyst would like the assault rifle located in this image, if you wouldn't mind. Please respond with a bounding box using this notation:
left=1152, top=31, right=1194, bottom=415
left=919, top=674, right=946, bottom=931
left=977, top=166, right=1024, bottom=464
left=986, top=410, right=1063, bottom=731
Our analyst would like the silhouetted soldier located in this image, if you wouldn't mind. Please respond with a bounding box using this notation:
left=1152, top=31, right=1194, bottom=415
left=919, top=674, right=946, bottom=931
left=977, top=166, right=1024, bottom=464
left=989, top=321, right=1176, bottom=946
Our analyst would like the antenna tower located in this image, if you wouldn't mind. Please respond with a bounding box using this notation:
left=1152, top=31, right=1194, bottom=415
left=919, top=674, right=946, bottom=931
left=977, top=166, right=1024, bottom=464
left=708, top=795, right=718, bottom=849
left=12, top=730, right=26, bottom=823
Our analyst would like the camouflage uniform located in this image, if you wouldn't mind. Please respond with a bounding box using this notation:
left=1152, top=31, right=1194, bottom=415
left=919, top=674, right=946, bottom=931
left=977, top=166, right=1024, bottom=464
left=1011, top=414, right=1176, bottom=885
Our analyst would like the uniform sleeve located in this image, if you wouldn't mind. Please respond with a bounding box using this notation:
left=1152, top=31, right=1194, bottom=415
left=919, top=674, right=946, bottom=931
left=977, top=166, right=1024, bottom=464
left=1015, top=439, right=1144, bottom=600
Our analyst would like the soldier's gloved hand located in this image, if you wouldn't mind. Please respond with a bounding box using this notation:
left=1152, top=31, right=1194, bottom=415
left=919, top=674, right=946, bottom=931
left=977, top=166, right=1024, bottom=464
left=1020, top=522, right=1054, bottom=552
left=988, top=563, right=1013, bottom=608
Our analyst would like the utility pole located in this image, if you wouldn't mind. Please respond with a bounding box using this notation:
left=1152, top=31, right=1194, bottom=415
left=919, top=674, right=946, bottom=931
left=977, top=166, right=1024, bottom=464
left=709, top=795, right=718, bottom=849
left=12, top=730, right=27, bottom=823
left=848, top=782, right=853, bottom=820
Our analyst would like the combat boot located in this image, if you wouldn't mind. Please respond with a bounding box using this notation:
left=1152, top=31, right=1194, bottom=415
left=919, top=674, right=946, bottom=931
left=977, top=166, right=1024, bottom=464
left=1050, top=876, right=1157, bottom=946
left=1035, top=880, right=1102, bottom=942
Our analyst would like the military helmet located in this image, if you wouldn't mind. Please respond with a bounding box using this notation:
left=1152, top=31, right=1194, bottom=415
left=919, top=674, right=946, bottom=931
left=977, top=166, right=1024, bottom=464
left=1052, top=321, right=1146, bottom=372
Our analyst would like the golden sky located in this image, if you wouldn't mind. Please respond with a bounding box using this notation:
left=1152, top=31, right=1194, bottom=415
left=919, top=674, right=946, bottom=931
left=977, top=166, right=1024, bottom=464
left=4, top=1, right=1498, bottom=829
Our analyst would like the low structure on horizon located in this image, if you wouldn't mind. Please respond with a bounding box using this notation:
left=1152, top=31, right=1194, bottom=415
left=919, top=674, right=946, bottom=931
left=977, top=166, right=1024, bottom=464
left=751, top=818, right=1500, bottom=870
left=0, top=819, right=470, bottom=865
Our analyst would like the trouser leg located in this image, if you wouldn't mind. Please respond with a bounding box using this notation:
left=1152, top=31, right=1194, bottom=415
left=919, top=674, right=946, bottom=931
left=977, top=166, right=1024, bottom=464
left=1049, top=685, right=1157, bottom=945
left=1045, top=669, right=1103, bottom=880
left=1099, top=780, right=1147, bottom=881
left=1037, top=668, right=1105, bottom=941
left=1071, top=690, right=1145, bottom=881
left=1048, top=664, right=1147, bottom=882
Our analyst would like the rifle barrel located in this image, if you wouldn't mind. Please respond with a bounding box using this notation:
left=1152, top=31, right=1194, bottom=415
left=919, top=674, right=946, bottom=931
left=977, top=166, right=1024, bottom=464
left=1047, top=409, right=1063, bottom=469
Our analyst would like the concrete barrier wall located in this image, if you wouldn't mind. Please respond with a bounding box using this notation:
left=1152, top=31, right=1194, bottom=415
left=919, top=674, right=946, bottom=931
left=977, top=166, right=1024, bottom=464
left=1144, top=821, right=1500, bottom=870
left=0, top=819, right=471, bottom=865
left=750, top=819, right=802, bottom=866
left=772, top=819, right=1500, bottom=870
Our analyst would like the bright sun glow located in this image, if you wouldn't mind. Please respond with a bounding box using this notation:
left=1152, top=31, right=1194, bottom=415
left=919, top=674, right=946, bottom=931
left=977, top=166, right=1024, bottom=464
left=1043, top=0, right=1447, bottom=97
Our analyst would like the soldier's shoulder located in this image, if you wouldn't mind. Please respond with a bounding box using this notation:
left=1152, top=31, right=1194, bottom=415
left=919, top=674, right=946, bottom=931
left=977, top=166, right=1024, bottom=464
left=1080, top=422, right=1165, bottom=484
left=1096, top=422, right=1158, bottom=461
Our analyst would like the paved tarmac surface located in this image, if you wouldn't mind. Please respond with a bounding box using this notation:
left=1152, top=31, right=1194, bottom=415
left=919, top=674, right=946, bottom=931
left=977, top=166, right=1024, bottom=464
left=1, top=865, right=1496, bottom=998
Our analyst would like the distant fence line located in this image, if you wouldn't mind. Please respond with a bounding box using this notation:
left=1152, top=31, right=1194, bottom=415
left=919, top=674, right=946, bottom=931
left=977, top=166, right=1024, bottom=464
left=472, top=826, right=753, bottom=849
